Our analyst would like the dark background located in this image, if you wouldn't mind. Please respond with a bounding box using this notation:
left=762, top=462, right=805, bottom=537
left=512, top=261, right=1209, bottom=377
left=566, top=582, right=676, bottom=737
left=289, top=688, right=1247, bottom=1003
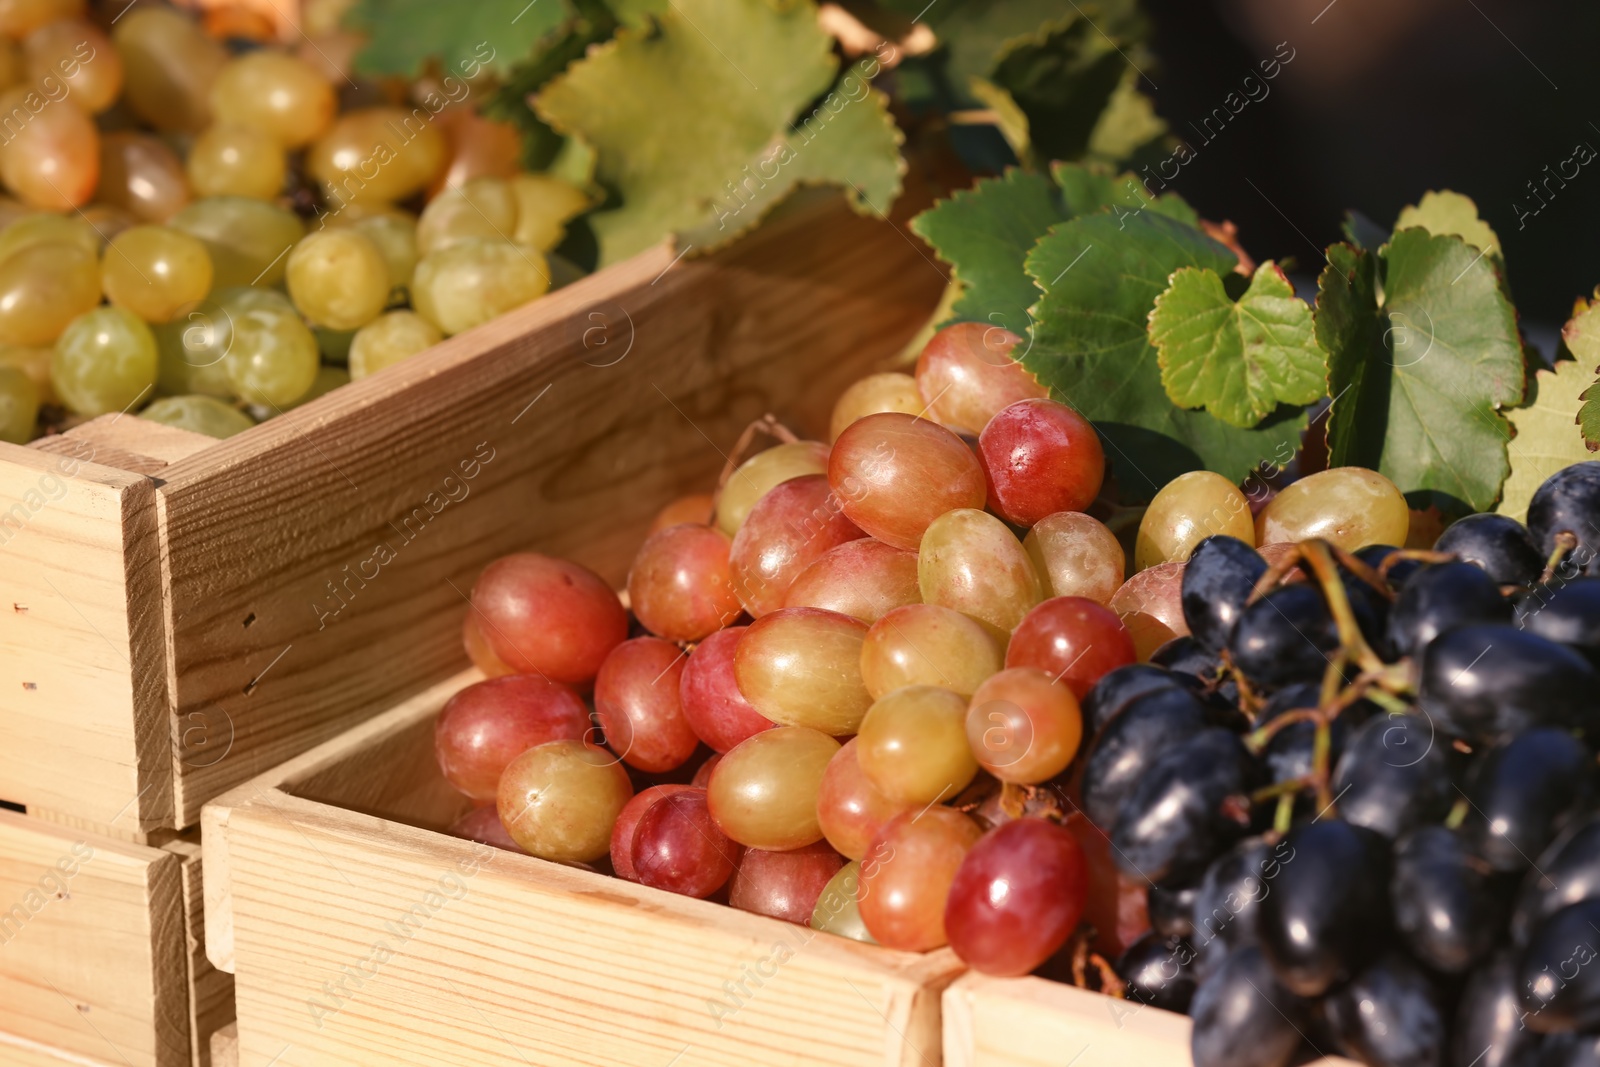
left=1138, top=0, right=1599, bottom=328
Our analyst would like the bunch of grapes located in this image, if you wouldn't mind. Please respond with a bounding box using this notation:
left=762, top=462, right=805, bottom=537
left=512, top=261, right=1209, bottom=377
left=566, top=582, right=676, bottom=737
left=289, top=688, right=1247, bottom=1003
left=0, top=0, right=587, bottom=445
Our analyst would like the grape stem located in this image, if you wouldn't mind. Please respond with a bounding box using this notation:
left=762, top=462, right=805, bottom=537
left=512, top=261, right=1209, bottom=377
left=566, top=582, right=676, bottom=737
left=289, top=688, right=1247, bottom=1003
left=712, top=414, right=800, bottom=499
left=1541, top=531, right=1579, bottom=583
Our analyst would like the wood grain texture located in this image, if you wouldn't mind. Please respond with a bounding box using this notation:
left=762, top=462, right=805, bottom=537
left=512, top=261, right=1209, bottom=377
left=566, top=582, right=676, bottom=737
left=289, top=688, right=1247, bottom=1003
left=0, top=811, right=189, bottom=1067
left=208, top=1024, right=237, bottom=1067
left=0, top=1028, right=123, bottom=1066
left=158, top=190, right=945, bottom=827
left=43, top=416, right=216, bottom=469
left=165, top=838, right=234, bottom=1067
left=205, top=668, right=964, bottom=1067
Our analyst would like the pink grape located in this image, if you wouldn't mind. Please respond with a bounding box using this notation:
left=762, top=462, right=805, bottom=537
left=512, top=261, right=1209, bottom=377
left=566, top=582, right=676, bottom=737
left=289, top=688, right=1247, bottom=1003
left=977, top=398, right=1104, bottom=526
left=729, top=474, right=863, bottom=617
left=1108, top=559, right=1190, bottom=660
left=627, top=523, right=743, bottom=642
left=691, top=752, right=722, bottom=788
left=593, top=637, right=699, bottom=773
left=707, top=726, right=839, bottom=850
left=448, top=805, right=527, bottom=855
left=1005, top=596, right=1136, bottom=698
left=816, top=737, right=915, bottom=860
left=649, top=493, right=714, bottom=534
left=434, top=674, right=591, bottom=803
left=729, top=841, right=845, bottom=923
left=733, top=607, right=872, bottom=735
left=498, top=740, right=632, bottom=863
left=944, top=818, right=1087, bottom=976
left=914, top=322, right=1047, bottom=435
left=965, top=668, right=1083, bottom=785
left=470, top=553, right=628, bottom=685
left=632, top=788, right=738, bottom=898
left=859, top=602, right=1004, bottom=698
left=857, top=807, right=983, bottom=951
left=828, top=412, right=986, bottom=551
left=678, top=626, right=775, bottom=753
left=1023, top=512, right=1126, bottom=604
left=783, top=537, right=921, bottom=623
left=610, top=784, right=691, bottom=882
left=462, top=611, right=516, bottom=678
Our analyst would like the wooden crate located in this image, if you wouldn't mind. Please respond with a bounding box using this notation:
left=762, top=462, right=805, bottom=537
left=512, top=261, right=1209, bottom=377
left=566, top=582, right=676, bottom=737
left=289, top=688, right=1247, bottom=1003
left=0, top=811, right=233, bottom=1067
left=0, top=189, right=946, bottom=838
left=203, top=670, right=965, bottom=1067
left=943, top=973, right=1358, bottom=1067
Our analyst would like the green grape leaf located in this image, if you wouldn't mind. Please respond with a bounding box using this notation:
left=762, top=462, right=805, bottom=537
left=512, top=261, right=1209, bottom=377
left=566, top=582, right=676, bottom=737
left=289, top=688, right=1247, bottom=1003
left=1498, top=359, right=1596, bottom=521
left=1565, top=300, right=1600, bottom=449
left=986, top=16, right=1130, bottom=165
left=1340, top=209, right=1388, bottom=252
left=1022, top=210, right=1307, bottom=497
left=1086, top=70, right=1167, bottom=163
left=536, top=0, right=902, bottom=264
left=1318, top=230, right=1525, bottom=513
left=1395, top=190, right=1502, bottom=260
left=1150, top=261, right=1326, bottom=429
left=1052, top=161, right=1197, bottom=227
left=346, top=0, right=573, bottom=78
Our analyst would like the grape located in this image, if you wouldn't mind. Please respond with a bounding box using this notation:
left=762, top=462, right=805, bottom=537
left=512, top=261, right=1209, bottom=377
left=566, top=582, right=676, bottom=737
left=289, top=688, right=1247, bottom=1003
left=1189, top=837, right=1274, bottom=977
left=1417, top=625, right=1597, bottom=744
left=1518, top=898, right=1600, bottom=1032
left=211, top=50, right=335, bottom=150
left=415, top=176, right=517, bottom=256
left=729, top=474, right=863, bottom=617
left=1355, top=542, right=1425, bottom=588
left=966, top=667, right=1082, bottom=785
left=448, top=805, right=527, bottom=855
left=140, top=395, right=253, bottom=438
left=0, top=240, right=98, bottom=345
left=783, top=537, right=920, bottom=623
left=918, top=508, right=1042, bottom=637
left=1258, top=686, right=1355, bottom=790
left=859, top=603, right=1003, bottom=699
left=690, top=752, right=720, bottom=789
left=0, top=0, right=82, bottom=38
left=1255, top=466, right=1409, bottom=549
left=1111, top=728, right=1253, bottom=883
left=97, top=131, right=190, bottom=223
left=828, top=371, right=922, bottom=442
left=0, top=88, right=96, bottom=209
left=102, top=225, right=213, bottom=324
left=153, top=294, right=233, bottom=398
left=943, top=818, right=1086, bottom=976
left=609, top=784, right=690, bottom=882
left=434, top=674, right=590, bottom=803
left=1331, top=712, right=1453, bottom=840
left=1117, top=933, right=1197, bottom=1013
left=1080, top=663, right=1192, bottom=737
left=1146, top=877, right=1197, bottom=939
left=1527, top=461, right=1600, bottom=576
left=976, top=398, right=1103, bottom=526
left=348, top=310, right=441, bottom=380
left=857, top=807, right=983, bottom=951
left=1391, top=825, right=1500, bottom=973
left=815, top=737, right=913, bottom=860
left=1257, top=819, right=1390, bottom=996
left=810, top=860, right=876, bottom=942
left=631, top=789, right=738, bottom=898
left=1462, top=727, right=1589, bottom=874
left=24, top=19, right=119, bottom=113
left=626, top=522, right=741, bottom=642
left=1546, top=1035, right=1600, bottom=1067
left=1023, top=511, right=1124, bottom=605
left=508, top=173, right=590, bottom=252
left=1227, top=583, right=1338, bottom=691
left=732, top=607, right=871, bottom=735
left=171, top=197, right=304, bottom=288
left=469, top=553, right=628, bottom=685
left=1188, top=945, right=1308, bottom=1067
left=1388, top=560, right=1511, bottom=658
left=1079, top=685, right=1207, bottom=829
left=1515, top=815, right=1600, bottom=947
left=284, top=365, right=348, bottom=410
left=1005, top=596, right=1135, bottom=699
left=309, top=106, right=448, bottom=207
left=284, top=228, right=389, bottom=331
left=649, top=493, right=714, bottom=535
left=1108, top=559, right=1190, bottom=660
left=411, top=239, right=549, bottom=336
left=1324, top=953, right=1446, bottom=1067
left=914, top=322, right=1047, bottom=436
left=1179, top=535, right=1268, bottom=655
left=1135, top=471, right=1254, bottom=571
left=113, top=7, right=226, bottom=134
left=855, top=685, right=977, bottom=804
left=713, top=440, right=830, bottom=536
left=343, top=213, right=418, bottom=291
left=728, top=841, right=843, bottom=923
left=1516, top=578, right=1600, bottom=667
left=1455, top=950, right=1544, bottom=1067
left=0, top=211, right=94, bottom=262
left=1435, top=512, right=1543, bottom=586
left=0, top=362, right=35, bottom=441
left=186, top=124, right=286, bottom=201
left=593, top=637, right=699, bottom=774
left=497, top=739, right=633, bottom=864
left=218, top=287, right=319, bottom=406
left=706, top=726, right=838, bottom=850
left=677, top=626, right=774, bottom=753
left=462, top=611, right=515, bottom=678
left=829, top=412, right=987, bottom=551
left=51, top=305, right=156, bottom=415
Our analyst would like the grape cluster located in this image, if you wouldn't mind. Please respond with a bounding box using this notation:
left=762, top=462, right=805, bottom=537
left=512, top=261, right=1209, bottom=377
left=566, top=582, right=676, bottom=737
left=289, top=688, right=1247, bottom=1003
left=0, top=0, right=587, bottom=445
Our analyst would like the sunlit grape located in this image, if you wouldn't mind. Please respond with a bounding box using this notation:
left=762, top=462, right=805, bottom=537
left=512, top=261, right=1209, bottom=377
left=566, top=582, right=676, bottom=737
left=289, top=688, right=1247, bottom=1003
left=24, top=19, right=119, bottom=112
left=857, top=807, right=983, bottom=951
left=113, top=8, right=226, bottom=133
left=859, top=602, right=1003, bottom=699
left=411, top=239, right=549, bottom=336
left=829, top=371, right=923, bottom=442
left=0, top=341, right=51, bottom=401
left=462, top=611, right=515, bottom=679
left=341, top=212, right=418, bottom=291
left=1108, top=559, right=1190, bottom=660
left=140, top=395, right=253, bottom=438
left=416, top=176, right=516, bottom=256
left=730, top=474, right=863, bottom=617
left=816, top=738, right=914, bottom=861
left=186, top=124, right=285, bottom=201
left=309, top=106, right=448, bottom=208
left=216, top=287, right=318, bottom=407
left=286, top=228, right=390, bottom=330
left=0, top=87, right=97, bottom=209
left=649, top=493, right=714, bottom=535
left=102, top=225, right=213, bottom=324
left=978, top=398, right=1104, bottom=526
left=469, top=552, right=628, bottom=685
left=945, top=818, right=1087, bottom=975
left=628, top=522, right=742, bottom=642
left=966, top=667, right=1083, bottom=784
left=348, top=311, right=440, bottom=380
left=171, top=197, right=303, bottom=288
left=0, top=362, right=36, bottom=441
left=153, top=294, right=233, bottom=398
left=51, top=305, right=156, bottom=415
left=610, top=784, right=691, bottom=882
left=729, top=841, right=843, bottom=923
left=856, top=685, right=979, bottom=805
left=632, top=789, right=738, bottom=898
left=0, top=0, right=83, bottom=38
left=1024, top=512, right=1125, bottom=604
left=784, top=537, right=921, bottom=623
left=919, top=508, right=1043, bottom=638
left=1135, top=470, right=1254, bottom=571
left=1006, top=597, right=1136, bottom=699
left=434, top=674, right=590, bottom=804
left=733, top=606, right=872, bottom=735
left=915, top=322, right=1047, bottom=435
left=811, top=861, right=876, bottom=942
left=96, top=131, right=189, bottom=222
left=715, top=440, right=831, bottom=536
left=509, top=173, right=590, bottom=252
left=497, top=740, right=632, bottom=864
left=1255, top=466, right=1410, bottom=550
left=431, top=104, right=520, bottom=194
left=594, top=636, right=700, bottom=774
left=0, top=211, right=94, bottom=262
left=707, top=726, right=839, bottom=850
left=829, top=412, right=986, bottom=551
left=210, top=50, right=335, bottom=149
left=0, top=240, right=98, bottom=345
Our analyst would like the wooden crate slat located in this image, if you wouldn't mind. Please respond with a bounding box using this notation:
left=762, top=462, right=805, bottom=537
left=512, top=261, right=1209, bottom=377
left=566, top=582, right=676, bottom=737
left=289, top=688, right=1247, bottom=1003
left=165, top=838, right=235, bottom=1067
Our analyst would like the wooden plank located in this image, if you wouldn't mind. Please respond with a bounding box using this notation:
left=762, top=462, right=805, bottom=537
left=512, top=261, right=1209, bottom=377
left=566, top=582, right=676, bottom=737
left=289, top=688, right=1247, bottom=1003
left=42, top=416, right=216, bottom=471
left=0, top=443, right=172, bottom=833
left=208, top=1024, right=237, bottom=1067
left=160, top=191, right=946, bottom=827
left=0, top=1028, right=123, bottom=1066
left=0, top=811, right=189, bottom=1067
left=165, top=839, right=234, bottom=1067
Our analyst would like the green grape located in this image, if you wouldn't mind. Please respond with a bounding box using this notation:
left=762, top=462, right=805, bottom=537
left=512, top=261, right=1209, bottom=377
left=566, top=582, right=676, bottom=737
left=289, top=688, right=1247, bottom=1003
left=918, top=508, right=1044, bottom=639
left=284, top=228, right=388, bottom=330
left=24, top=19, right=121, bottom=113
left=0, top=241, right=100, bottom=345
left=0, top=341, right=51, bottom=401
left=810, top=861, right=876, bottom=943
left=186, top=124, right=286, bottom=201
left=313, top=325, right=354, bottom=365
left=216, top=287, right=318, bottom=407
left=0, top=363, right=37, bottom=442
left=170, top=197, right=304, bottom=288
left=410, top=239, right=549, bottom=337
left=340, top=214, right=416, bottom=291
left=1255, top=466, right=1410, bottom=551
left=308, top=106, right=446, bottom=209
left=283, top=364, right=348, bottom=409
left=348, top=310, right=440, bottom=380
left=715, top=440, right=830, bottom=535
left=52, top=306, right=158, bottom=416
left=153, top=298, right=234, bottom=398
left=415, top=177, right=517, bottom=256
left=509, top=173, right=590, bottom=253
left=102, top=225, right=214, bottom=324
left=0, top=212, right=97, bottom=263
left=210, top=51, right=335, bottom=149
left=855, top=685, right=978, bottom=804
left=139, top=394, right=252, bottom=438
left=1135, top=470, right=1254, bottom=571
left=112, top=7, right=227, bottom=134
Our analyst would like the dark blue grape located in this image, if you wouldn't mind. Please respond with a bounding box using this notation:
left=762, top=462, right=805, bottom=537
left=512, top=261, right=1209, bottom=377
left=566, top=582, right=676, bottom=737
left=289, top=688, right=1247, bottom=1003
left=1436, top=512, right=1544, bottom=586
left=1417, top=625, right=1598, bottom=744
left=1543, top=1033, right=1600, bottom=1067
left=1455, top=949, right=1544, bottom=1067
left=1080, top=663, right=1191, bottom=738
left=1190, top=945, right=1311, bottom=1067
left=1182, top=535, right=1268, bottom=654
left=1228, top=583, right=1339, bottom=691
left=1463, top=727, right=1591, bottom=875
left=1331, top=712, right=1453, bottom=840
left=1190, top=836, right=1290, bottom=978
left=1527, top=461, right=1600, bottom=576
left=1388, top=561, right=1512, bottom=658
left=1513, top=813, right=1600, bottom=946
left=1116, top=932, right=1198, bottom=1013
left=1257, top=819, right=1391, bottom=996
left=1150, top=635, right=1220, bottom=678
left=1515, top=578, right=1600, bottom=669
left=1110, top=728, right=1255, bottom=883
left=1357, top=543, right=1424, bottom=589
left=1080, top=686, right=1208, bottom=830
left=1147, top=876, right=1198, bottom=939
left=1257, top=682, right=1350, bottom=786
left=1392, top=825, right=1501, bottom=973
left=1517, top=898, right=1600, bottom=1033
left=1324, top=952, right=1446, bottom=1067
